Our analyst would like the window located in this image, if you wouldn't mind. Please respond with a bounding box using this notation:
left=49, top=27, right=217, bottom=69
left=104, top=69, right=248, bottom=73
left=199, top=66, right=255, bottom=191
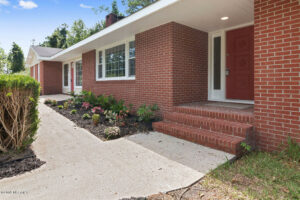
left=75, top=60, right=82, bottom=86
left=213, top=36, right=221, bottom=90
left=96, top=40, right=135, bottom=80
left=98, top=51, right=103, bottom=78
left=63, top=64, right=69, bottom=87
left=129, top=41, right=135, bottom=76
left=105, top=44, right=126, bottom=78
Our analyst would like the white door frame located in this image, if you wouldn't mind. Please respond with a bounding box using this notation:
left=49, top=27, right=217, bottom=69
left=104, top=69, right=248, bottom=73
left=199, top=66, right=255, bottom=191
left=62, top=62, right=71, bottom=94
left=208, top=22, right=254, bottom=105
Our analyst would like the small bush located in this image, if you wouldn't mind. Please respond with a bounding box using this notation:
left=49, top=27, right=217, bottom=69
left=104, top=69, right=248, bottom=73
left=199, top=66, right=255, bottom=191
left=57, top=105, right=63, bottom=109
left=92, top=114, right=100, bottom=126
left=82, top=113, right=91, bottom=120
left=104, top=126, right=120, bottom=139
left=82, top=90, right=98, bottom=106
left=63, top=102, right=69, bottom=110
left=51, top=100, right=57, bottom=106
left=0, top=75, right=40, bottom=152
left=44, top=99, right=52, bottom=104
left=70, top=109, right=77, bottom=114
left=137, top=104, right=159, bottom=122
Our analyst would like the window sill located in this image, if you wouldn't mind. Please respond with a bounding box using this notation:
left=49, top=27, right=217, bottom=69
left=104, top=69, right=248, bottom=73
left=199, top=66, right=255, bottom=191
left=96, top=77, right=135, bottom=81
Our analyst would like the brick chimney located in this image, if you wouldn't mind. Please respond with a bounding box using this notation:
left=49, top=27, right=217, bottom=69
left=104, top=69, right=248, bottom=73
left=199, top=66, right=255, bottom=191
left=105, top=13, right=125, bottom=27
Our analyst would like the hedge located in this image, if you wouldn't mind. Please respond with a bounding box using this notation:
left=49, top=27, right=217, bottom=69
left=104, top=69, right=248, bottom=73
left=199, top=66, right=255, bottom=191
left=0, top=75, right=40, bottom=152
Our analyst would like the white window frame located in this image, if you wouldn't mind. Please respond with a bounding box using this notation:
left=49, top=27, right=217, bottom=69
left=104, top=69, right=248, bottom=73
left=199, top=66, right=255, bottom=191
left=95, top=37, right=135, bottom=81
left=74, top=58, right=83, bottom=88
left=37, top=64, right=40, bottom=82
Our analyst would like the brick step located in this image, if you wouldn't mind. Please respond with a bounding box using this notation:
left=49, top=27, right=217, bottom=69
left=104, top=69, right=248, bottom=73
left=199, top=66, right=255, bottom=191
left=164, top=112, right=253, bottom=138
left=153, top=121, right=245, bottom=155
left=174, top=106, right=254, bottom=124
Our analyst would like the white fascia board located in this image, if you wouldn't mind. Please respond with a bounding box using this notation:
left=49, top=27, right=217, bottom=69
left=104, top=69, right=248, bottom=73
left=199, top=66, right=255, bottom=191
left=48, top=0, right=179, bottom=61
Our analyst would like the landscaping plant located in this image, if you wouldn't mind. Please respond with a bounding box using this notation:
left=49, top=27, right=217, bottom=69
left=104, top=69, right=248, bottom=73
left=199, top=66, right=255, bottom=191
left=82, top=113, right=91, bottom=120
left=0, top=75, right=40, bottom=152
left=104, top=126, right=120, bottom=139
left=92, top=106, right=103, bottom=114
left=51, top=100, right=57, bottom=106
left=82, top=102, right=91, bottom=110
left=57, top=105, right=63, bottom=109
left=44, top=99, right=52, bottom=104
left=104, top=110, right=117, bottom=125
left=70, top=109, right=77, bottom=114
left=137, top=104, right=159, bottom=122
left=92, top=114, right=100, bottom=126
left=63, top=102, right=69, bottom=110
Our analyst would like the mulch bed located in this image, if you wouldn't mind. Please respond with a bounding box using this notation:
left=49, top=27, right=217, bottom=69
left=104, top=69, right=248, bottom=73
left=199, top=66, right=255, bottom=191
left=0, top=148, right=45, bottom=180
left=46, top=100, right=158, bottom=141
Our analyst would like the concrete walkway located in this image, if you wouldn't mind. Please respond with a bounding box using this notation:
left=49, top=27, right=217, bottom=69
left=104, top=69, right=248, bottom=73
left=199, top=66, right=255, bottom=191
left=0, top=95, right=234, bottom=200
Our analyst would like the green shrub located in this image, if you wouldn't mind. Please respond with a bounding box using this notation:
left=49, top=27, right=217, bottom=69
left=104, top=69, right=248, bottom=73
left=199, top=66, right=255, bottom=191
left=57, top=105, right=63, bottom=109
left=82, top=113, right=91, bottom=120
left=0, top=75, right=40, bottom=152
left=44, top=99, right=52, bottom=104
left=110, top=99, right=128, bottom=114
left=63, top=102, right=69, bottom=110
left=137, top=104, right=159, bottom=122
left=51, top=100, right=57, bottom=106
left=70, top=109, right=77, bottom=114
left=82, top=90, right=98, bottom=106
left=92, top=114, right=100, bottom=126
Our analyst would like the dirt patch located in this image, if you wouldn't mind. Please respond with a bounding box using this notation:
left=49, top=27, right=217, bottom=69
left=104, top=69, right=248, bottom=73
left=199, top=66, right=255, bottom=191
left=47, top=101, right=157, bottom=141
left=0, top=148, right=45, bottom=180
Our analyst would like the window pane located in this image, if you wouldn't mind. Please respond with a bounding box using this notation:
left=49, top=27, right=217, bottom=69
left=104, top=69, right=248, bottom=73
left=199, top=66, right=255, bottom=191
left=64, top=64, right=69, bottom=86
left=105, top=44, right=125, bottom=78
left=129, top=41, right=135, bottom=58
left=129, top=59, right=135, bottom=76
left=76, top=61, right=82, bottom=86
left=98, top=51, right=102, bottom=78
left=213, top=37, right=221, bottom=90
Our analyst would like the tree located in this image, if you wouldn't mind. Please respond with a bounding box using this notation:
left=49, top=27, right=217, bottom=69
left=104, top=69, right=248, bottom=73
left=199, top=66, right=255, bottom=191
left=122, top=0, right=158, bottom=15
left=0, top=47, right=7, bottom=74
left=41, top=24, right=68, bottom=49
left=7, top=43, right=25, bottom=73
left=88, top=20, right=106, bottom=36
left=67, top=19, right=88, bottom=47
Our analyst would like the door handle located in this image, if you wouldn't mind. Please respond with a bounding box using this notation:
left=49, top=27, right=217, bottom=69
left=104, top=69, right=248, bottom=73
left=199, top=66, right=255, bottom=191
left=226, top=68, right=230, bottom=76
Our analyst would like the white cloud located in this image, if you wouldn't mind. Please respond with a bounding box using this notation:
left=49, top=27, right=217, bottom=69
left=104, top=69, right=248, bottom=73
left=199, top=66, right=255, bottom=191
left=19, top=0, right=38, bottom=9
left=0, top=0, right=9, bottom=6
left=80, top=3, right=92, bottom=9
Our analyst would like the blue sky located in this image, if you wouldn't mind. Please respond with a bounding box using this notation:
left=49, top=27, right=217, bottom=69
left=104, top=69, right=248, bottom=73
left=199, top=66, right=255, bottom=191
left=0, top=0, right=127, bottom=56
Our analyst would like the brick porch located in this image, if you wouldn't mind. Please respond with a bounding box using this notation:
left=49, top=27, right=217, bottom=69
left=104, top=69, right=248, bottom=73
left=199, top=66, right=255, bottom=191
left=153, top=102, right=254, bottom=155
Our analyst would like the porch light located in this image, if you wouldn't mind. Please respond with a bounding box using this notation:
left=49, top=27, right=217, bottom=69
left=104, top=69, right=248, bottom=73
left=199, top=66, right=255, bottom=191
left=221, top=16, right=229, bottom=21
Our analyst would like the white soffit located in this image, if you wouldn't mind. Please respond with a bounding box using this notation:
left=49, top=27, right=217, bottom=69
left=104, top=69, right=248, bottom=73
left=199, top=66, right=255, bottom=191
left=50, top=0, right=254, bottom=62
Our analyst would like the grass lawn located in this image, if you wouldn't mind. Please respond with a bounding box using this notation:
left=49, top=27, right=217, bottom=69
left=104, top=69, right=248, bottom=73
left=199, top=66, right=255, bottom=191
left=208, top=151, right=300, bottom=200
left=150, top=141, right=300, bottom=200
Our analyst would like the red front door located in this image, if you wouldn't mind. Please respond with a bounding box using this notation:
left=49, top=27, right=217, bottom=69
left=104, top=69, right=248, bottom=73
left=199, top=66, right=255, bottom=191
left=226, top=26, right=254, bottom=100
left=71, top=64, right=74, bottom=92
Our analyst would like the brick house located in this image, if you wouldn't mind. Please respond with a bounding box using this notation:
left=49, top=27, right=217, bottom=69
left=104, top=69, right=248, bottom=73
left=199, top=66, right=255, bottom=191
left=26, top=0, right=300, bottom=154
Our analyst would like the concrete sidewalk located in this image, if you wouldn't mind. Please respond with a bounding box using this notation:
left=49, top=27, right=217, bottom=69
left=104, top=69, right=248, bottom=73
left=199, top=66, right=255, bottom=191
left=0, top=96, right=234, bottom=200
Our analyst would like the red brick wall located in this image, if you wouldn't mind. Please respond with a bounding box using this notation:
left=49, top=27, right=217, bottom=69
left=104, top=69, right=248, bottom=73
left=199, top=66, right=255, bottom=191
left=40, top=61, right=62, bottom=95
left=135, top=22, right=175, bottom=112
left=254, top=0, right=300, bottom=151
left=82, top=22, right=208, bottom=113
left=172, top=23, right=208, bottom=105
